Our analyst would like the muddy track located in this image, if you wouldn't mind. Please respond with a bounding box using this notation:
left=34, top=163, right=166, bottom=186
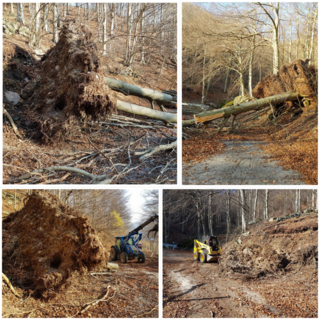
left=183, top=140, right=305, bottom=185
left=163, top=250, right=286, bottom=318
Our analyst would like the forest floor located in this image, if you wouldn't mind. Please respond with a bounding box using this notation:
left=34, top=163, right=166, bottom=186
left=3, top=257, right=159, bottom=318
left=182, top=88, right=318, bottom=185
left=163, top=214, right=318, bottom=318
left=3, top=5, right=177, bottom=184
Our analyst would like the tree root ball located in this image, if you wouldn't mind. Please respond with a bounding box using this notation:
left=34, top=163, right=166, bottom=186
left=2, top=192, right=108, bottom=297
left=253, top=59, right=317, bottom=100
left=33, top=19, right=116, bottom=142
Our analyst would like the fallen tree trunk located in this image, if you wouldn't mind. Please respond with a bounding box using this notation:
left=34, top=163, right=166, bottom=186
left=116, top=100, right=177, bottom=124
left=182, top=102, right=211, bottom=115
left=192, top=91, right=300, bottom=124
left=105, top=77, right=175, bottom=105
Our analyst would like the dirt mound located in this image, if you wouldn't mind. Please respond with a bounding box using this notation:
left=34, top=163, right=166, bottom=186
left=219, top=214, right=318, bottom=279
left=30, top=19, right=116, bottom=142
left=252, top=59, right=317, bottom=100
left=2, top=192, right=107, bottom=298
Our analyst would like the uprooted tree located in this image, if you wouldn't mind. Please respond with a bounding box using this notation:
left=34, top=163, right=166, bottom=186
left=30, top=19, right=116, bottom=142
left=183, top=59, right=317, bottom=128
left=2, top=192, right=108, bottom=298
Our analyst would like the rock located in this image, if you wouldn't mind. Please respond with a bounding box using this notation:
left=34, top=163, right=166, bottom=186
left=4, top=91, right=21, bottom=105
left=241, top=231, right=250, bottom=237
left=18, top=26, right=31, bottom=38
left=3, top=20, right=19, bottom=35
left=269, top=217, right=277, bottom=222
left=237, top=238, right=242, bottom=245
left=303, top=208, right=313, bottom=214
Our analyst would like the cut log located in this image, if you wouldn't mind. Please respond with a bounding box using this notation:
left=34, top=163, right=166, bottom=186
left=105, top=77, right=174, bottom=105
left=193, top=91, right=300, bottom=124
left=116, top=100, right=177, bottom=124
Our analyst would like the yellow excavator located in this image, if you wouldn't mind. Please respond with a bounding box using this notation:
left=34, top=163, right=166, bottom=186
left=194, top=235, right=222, bottom=263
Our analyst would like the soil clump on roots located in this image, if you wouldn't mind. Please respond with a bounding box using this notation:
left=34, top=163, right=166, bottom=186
left=2, top=192, right=108, bottom=298
left=31, top=19, right=116, bottom=143
left=219, top=213, right=318, bottom=280
left=253, top=59, right=317, bottom=99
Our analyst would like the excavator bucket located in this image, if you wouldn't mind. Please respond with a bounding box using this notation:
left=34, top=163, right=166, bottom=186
left=148, top=224, right=158, bottom=240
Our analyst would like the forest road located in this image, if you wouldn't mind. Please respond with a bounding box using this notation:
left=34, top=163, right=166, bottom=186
left=182, top=140, right=305, bottom=185
left=163, top=249, right=280, bottom=318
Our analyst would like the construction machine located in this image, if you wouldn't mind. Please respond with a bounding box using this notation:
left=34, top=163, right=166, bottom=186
left=110, top=215, right=158, bottom=263
left=194, top=235, right=222, bottom=263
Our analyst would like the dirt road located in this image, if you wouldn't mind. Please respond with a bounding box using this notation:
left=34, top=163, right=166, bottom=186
left=3, top=257, right=158, bottom=318
left=183, top=141, right=305, bottom=185
left=163, top=249, right=316, bottom=318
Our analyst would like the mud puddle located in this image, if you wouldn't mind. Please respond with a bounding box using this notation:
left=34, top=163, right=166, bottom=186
left=183, top=140, right=305, bottom=185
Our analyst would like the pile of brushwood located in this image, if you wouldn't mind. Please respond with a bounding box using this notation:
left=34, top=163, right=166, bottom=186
left=219, top=212, right=318, bottom=280
left=27, top=19, right=116, bottom=142
left=2, top=192, right=107, bottom=299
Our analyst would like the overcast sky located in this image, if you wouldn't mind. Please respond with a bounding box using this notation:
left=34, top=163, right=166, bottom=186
left=128, top=189, right=146, bottom=224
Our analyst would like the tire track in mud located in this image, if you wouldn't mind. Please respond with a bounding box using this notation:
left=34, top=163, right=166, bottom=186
left=163, top=250, right=280, bottom=318
left=183, top=141, right=305, bottom=185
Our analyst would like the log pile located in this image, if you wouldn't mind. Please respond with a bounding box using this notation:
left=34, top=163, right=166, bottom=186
left=32, top=19, right=116, bottom=142
left=2, top=192, right=107, bottom=298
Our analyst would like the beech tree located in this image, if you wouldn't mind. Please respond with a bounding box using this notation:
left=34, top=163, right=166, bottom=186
left=163, top=189, right=317, bottom=244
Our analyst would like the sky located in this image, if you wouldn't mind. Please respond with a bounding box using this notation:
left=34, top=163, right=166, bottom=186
left=128, top=189, right=146, bottom=224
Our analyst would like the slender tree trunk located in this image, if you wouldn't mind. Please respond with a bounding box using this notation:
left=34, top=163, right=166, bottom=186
left=201, top=49, right=206, bottom=104
left=312, top=190, right=315, bottom=209
left=253, top=190, right=258, bottom=222
left=248, top=34, right=255, bottom=98
left=67, top=3, right=69, bottom=15
left=125, top=3, right=132, bottom=64
left=53, top=4, right=58, bottom=44
left=35, top=3, right=40, bottom=32
left=265, top=190, right=269, bottom=220
left=223, top=69, right=229, bottom=93
left=296, top=189, right=301, bottom=212
left=11, top=3, right=14, bottom=14
left=289, top=13, right=292, bottom=63
left=240, top=190, right=246, bottom=233
left=208, top=192, right=213, bottom=236
left=87, top=3, right=90, bottom=20
left=226, top=190, right=230, bottom=241
left=102, top=4, right=107, bottom=56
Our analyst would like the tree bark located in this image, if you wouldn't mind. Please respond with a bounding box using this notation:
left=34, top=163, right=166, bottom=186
left=253, top=190, right=258, bottom=222
left=116, top=100, right=177, bottom=124
left=192, top=91, right=299, bottom=124
left=240, top=190, right=246, bottom=233
left=105, top=77, right=174, bottom=105
left=226, top=190, right=230, bottom=241
left=265, top=190, right=269, bottom=220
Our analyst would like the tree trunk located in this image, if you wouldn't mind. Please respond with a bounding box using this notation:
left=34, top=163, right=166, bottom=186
left=102, top=4, right=107, bottom=56
left=105, top=77, right=174, bottom=105
left=53, top=4, right=58, bottom=44
left=223, top=69, right=229, bottom=93
left=253, top=190, right=258, bottom=222
left=240, top=190, right=246, bottom=233
left=272, top=3, right=280, bottom=74
left=248, top=34, right=255, bottom=98
left=201, top=50, right=206, bottom=104
left=296, top=189, right=301, bottom=212
left=208, top=192, right=213, bottom=236
left=312, top=190, right=316, bottom=209
left=192, top=91, right=299, bottom=124
left=116, top=100, right=177, bottom=124
left=226, top=190, right=230, bottom=241
left=35, top=3, right=40, bottom=32
left=265, top=190, right=269, bottom=220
